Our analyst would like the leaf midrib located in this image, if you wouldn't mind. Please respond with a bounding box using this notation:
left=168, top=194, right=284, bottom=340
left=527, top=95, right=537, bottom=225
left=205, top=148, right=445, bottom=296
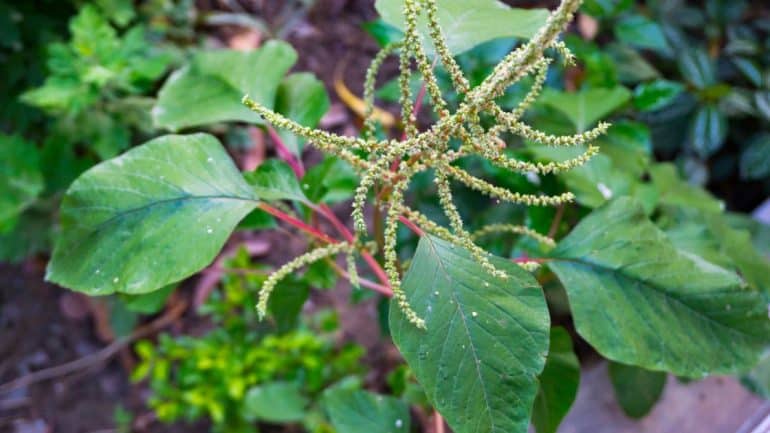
left=64, top=194, right=259, bottom=252
left=423, top=236, right=498, bottom=433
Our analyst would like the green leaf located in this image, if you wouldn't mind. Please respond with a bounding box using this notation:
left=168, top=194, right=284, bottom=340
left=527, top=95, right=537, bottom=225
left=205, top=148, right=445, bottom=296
left=274, top=72, right=330, bottom=155
left=743, top=352, right=770, bottom=399
left=532, top=327, right=580, bottom=433
left=390, top=235, right=550, bottom=433
left=268, top=277, right=310, bottom=333
left=597, top=120, right=652, bottom=178
left=649, top=163, right=723, bottom=213
left=605, top=43, right=660, bottom=84
left=528, top=142, right=635, bottom=208
left=46, top=134, right=258, bottom=295
left=153, top=42, right=297, bottom=131
left=0, top=134, right=43, bottom=232
left=661, top=208, right=770, bottom=294
left=323, top=389, right=410, bottom=433
left=121, top=285, right=175, bottom=314
left=301, top=156, right=359, bottom=204
left=614, top=15, right=672, bottom=56
left=677, top=48, right=716, bottom=88
left=242, top=381, right=308, bottom=423
left=375, top=0, right=549, bottom=55
left=243, top=159, right=309, bottom=204
left=689, top=105, right=727, bottom=158
left=740, top=134, right=770, bottom=180
left=549, top=198, right=770, bottom=377
left=581, top=0, right=632, bottom=18
left=608, top=362, right=666, bottom=418
left=633, top=80, right=685, bottom=112
left=362, top=19, right=404, bottom=48
left=539, top=87, right=631, bottom=132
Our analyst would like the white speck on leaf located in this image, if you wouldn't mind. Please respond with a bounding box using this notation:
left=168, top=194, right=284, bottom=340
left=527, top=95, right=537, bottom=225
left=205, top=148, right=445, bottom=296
left=395, top=419, right=403, bottom=428
left=472, top=311, right=478, bottom=317
left=113, top=277, right=119, bottom=283
left=597, top=182, right=613, bottom=199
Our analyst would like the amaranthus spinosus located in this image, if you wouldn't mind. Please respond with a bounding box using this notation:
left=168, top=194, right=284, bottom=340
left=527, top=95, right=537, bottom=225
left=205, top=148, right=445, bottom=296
left=244, top=0, right=599, bottom=329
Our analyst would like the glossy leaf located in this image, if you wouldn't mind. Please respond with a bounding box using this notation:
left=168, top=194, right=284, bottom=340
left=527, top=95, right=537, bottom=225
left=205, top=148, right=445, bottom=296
left=242, top=381, right=308, bottom=423
left=689, top=105, right=727, bottom=158
left=608, top=362, right=666, bottom=418
left=677, top=48, right=716, bottom=88
left=532, top=327, right=580, bottom=433
left=375, top=0, right=549, bottom=55
left=46, top=134, right=258, bottom=295
left=0, top=134, right=43, bottom=232
left=243, top=159, right=309, bottom=204
left=323, top=389, right=410, bottom=433
left=549, top=197, right=770, bottom=377
left=153, top=41, right=297, bottom=131
left=274, top=72, right=331, bottom=155
left=633, top=80, right=685, bottom=112
left=390, top=235, right=550, bottom=433
left=539, top=87, right=631, bottom=132
left=740, top=134, right=770, bottom=180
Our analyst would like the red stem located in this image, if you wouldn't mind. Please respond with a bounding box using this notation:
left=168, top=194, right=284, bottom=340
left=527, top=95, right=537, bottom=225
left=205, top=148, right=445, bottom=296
left=258, top=203, right=338, bottom=245
left=267, top=125, right=305, bottom=178
left=315, top=204, right=392, bottom=291
left=399, top=215, right=424, bottom=236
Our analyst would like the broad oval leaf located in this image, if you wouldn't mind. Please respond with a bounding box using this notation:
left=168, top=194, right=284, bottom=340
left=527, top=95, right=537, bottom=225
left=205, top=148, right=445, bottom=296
left=153, top=41, right=297, bottom=131
left=532, top=327, right=580, bottom=433
left=242, top=381, right=308, bottom=423
left=46, top=134, right=258, bottom=295
left=323, top=388, right=410, bottom=433
left=375, top=0, right=549, bottom=55
left=608, top=361, right=666, bottom=419
left=390, top=235, right=550, bottom=433
left=549, top=197, right=770, bottom=377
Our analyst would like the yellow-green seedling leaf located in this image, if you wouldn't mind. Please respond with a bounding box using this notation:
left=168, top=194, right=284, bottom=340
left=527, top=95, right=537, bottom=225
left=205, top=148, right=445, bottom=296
left=46, top=134, right=258, bottom=295
left=532, top=327, right=580, bottom=433
left=549, top=197, right=770, bottom=377
left=608, top=361, right=666, bottom=419
left=390, top=235, right=550, bottom=433
left=153, top=41, right=297, bottom=131
left=375, top=0, right=549, bottom=55
left=323, top=388, right=410, bottom=433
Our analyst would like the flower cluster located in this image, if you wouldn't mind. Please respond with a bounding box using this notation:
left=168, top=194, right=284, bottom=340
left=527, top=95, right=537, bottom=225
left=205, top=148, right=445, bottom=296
left=245, top=0, right=594, bottom=329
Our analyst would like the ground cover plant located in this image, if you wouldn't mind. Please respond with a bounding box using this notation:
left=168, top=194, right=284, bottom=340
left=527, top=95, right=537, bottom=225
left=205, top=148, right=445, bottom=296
left=2, top=0, right=770, bottom=432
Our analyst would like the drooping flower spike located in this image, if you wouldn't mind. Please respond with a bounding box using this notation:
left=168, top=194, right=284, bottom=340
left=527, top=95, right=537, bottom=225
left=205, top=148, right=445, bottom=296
left=245, top=0, right=594, bottom=329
